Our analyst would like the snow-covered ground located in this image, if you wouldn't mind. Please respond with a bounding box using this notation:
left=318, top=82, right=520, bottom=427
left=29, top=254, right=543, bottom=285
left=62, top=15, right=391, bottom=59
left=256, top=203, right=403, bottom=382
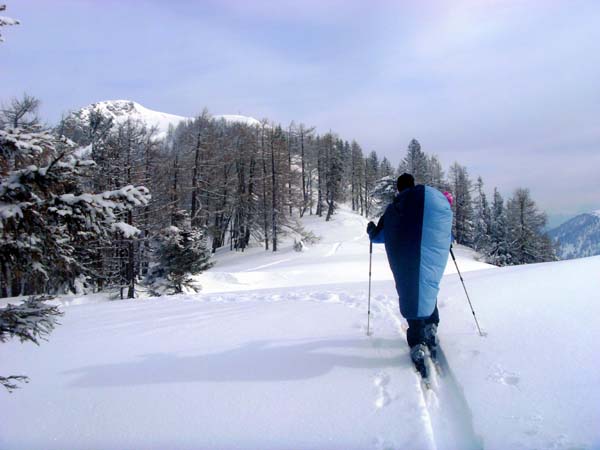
left=1, top=206, right=599, bottom=449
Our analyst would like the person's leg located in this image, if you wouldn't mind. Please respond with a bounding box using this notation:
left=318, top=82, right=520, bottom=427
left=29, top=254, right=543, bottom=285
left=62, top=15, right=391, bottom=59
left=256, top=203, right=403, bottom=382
left=406, top=318, right=425, bottom=348
left=425, top=304, right=439, bottom=325
left=407, top=304, right=438, bottom=346
left=407, top=318, right=428, bottom=377
left=423, top=303, right=439, bottom=357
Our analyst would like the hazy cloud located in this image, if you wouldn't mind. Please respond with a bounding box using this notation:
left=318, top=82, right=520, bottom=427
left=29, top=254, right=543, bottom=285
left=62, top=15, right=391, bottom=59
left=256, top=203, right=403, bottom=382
left=1, top=0, right=598, bottom=220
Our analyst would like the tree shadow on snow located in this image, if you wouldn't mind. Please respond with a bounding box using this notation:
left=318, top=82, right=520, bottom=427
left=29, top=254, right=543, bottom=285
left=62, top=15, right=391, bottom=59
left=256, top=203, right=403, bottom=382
left=64, top=337, right=410, bottom=387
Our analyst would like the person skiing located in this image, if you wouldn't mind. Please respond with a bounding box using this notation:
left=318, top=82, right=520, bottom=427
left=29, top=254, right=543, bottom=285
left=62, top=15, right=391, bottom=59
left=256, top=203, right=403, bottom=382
left=367, top=173, right=453, bottom=378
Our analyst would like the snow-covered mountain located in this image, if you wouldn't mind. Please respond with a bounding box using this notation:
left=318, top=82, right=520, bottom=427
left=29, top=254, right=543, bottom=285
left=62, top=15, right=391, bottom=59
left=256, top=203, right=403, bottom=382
left=547, top=210, right=600, bottom=259
left=66, top=100, right=261, bottom=139
left=213, top=114, right=262, bottom=128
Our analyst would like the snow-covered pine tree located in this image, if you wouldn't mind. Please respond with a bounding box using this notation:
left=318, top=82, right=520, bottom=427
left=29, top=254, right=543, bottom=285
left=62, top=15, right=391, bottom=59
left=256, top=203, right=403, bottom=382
left=506, top=188, right=556, bottom=264
left=426, top=154, right=446, bottom=191
left=350, top=141, right=364, bottom=214
left=323, top=134, right=344, bottom=221
left=370, top=175, right=396, bottom=217
left=398, top=139, right=428, bottom=184
left=473, top=176, right=492, bottom=254
left=487, top=188, right=511, bottom=266
left=379, top=157, right=394, bottom=178
left=448, top=162, right=475, bottom=246
left=339, top=139, right=352, bottom=204
left=0, top=97, right=151, bottom=297
left=364, top=151, right=379, bottom=217
left=152, top=210, right=212, bottom=294
left=0, top=295, right=62, bottom=391
left=0, top=4, right=19, bottom=43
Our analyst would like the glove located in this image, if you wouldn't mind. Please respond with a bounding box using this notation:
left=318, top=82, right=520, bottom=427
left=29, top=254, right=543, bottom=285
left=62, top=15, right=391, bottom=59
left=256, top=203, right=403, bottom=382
left=366, top=221, right=376, bottom=235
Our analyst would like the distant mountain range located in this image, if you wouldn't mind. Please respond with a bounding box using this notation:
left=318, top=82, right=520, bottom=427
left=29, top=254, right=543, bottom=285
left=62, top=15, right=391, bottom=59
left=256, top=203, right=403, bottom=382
left=66, top=100, right=261, bottom=140
left=547, top=210, right=600, bottom=260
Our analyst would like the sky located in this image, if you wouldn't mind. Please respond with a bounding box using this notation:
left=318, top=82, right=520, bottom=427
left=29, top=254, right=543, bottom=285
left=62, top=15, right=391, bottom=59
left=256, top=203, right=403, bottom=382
left=1, top=0, right=599, bottom=225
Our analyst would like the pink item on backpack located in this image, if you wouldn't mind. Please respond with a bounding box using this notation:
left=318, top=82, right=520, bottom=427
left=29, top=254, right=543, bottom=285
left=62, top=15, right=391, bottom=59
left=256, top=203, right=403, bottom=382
left=443, top=191, right=453, bottom=206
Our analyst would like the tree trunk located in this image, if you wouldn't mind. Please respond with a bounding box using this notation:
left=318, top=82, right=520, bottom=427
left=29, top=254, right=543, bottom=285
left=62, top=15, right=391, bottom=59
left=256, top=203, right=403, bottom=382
left=287, top=125, right=293, bottom=216
left=271, top=132, right=278, bottom=252
left=261, top=127, right=269, bottom=250
left=191, top=130, right=203, bottom=227
left=316, top=150, right=323, bottom=217
left=300, top=130, right=307, bottom=217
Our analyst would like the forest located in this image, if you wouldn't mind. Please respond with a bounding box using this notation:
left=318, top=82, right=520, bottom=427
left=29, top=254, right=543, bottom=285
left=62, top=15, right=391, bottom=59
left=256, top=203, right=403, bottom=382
left=0, top=94, right=556, bottom=300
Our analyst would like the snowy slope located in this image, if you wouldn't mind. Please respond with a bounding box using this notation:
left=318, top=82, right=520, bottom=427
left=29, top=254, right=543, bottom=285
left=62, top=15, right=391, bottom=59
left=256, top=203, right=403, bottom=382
left=548, top=211, right=600, bottom=259
left=214, top=114, right=262, bottom=127
left=439, top=256, right=600, bottom=449
left=68, top=100, right=189, bottom=139
left=1, top=207, right=599, bottom=449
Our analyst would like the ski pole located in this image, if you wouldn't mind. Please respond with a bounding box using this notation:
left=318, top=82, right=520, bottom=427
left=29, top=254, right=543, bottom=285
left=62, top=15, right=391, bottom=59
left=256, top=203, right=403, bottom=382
left=450, top=246, right=484, bottom=337
left=367, top=240, right=373, bottom=336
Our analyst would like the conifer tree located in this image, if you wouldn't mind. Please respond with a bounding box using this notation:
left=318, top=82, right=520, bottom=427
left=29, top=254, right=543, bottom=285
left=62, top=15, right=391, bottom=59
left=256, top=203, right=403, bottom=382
left=152, top=210, right=212, bottom=294
left=473, top=176, right=492, bottom=253
left=370, top=175, right=396, bottom=216
left=379, top=157, right=394, bottom=178
left=399, top=139, right=428, bottom=184
left=0, top=4, right=19, bottom=43
left=488, top=188, right=511, bottom=265
left=364, top=151, right=379, bottom=217
left=1, top=295, right=62, bottom=391
left=448, top=162, right=475, bottom=246
left=1, top=96, right=151, bottom=297
left=350, top=141, right=364, bottom=214
left=426, top=154, right=446, bottom=190
left=323, top=134, right=344, bottom=221
left=506, top=188, right=555, bottom=264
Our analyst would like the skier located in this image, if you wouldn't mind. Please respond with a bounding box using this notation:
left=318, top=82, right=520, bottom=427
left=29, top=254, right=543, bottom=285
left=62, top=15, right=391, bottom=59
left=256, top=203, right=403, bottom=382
left=367, top=173, right=453, bottom=378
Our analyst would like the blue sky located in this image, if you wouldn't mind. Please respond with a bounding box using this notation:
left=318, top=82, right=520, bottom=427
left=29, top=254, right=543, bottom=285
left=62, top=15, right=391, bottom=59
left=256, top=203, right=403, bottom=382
left=2, top=0, right=599, bottom=224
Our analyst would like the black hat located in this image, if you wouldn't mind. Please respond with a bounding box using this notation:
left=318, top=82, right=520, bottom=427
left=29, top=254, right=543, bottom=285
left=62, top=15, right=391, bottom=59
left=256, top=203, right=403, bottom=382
left=397, top=173, right=415, bottom=192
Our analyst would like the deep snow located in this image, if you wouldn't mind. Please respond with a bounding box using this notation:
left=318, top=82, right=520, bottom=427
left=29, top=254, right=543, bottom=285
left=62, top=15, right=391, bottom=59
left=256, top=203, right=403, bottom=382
left=1, top=206, right=599, bottom=449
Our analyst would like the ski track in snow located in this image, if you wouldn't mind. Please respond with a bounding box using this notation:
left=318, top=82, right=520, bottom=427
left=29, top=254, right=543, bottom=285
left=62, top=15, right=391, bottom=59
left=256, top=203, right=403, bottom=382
left=325, top=242, right=342, bottom=257
left=243, top=258, right=293, bottom=271
left=376, top=296, right=483, bottom=450
left=187, top=287, right=481, bottom=449
left=427, top=347, right=483, bottom=450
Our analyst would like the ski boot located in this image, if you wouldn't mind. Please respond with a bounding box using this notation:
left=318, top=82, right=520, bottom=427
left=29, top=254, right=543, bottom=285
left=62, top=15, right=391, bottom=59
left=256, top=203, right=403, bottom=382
left=410, top=343, right=429, bottom=380
left=424, top=323, right=439, bottom=360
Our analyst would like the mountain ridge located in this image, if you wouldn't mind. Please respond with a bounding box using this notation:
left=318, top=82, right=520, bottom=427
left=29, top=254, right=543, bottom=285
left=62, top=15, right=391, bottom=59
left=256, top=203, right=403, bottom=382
left=547, top=210, right=600, bottom=259
left=66, top=100, right=261, bottom=139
